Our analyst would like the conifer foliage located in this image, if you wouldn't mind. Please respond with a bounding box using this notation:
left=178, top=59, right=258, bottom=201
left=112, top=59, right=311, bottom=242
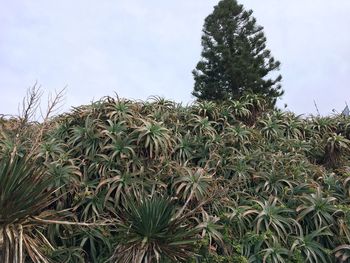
left=192, top=0, right=283, bottom=104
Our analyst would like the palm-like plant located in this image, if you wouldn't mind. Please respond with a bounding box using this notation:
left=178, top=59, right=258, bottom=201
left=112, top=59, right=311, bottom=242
left=101, top=136, right=136, bottom=162
left=225, top=200, right=255, bottom=238
left=111, top=196, right=198, bottom=263
left=100, top=119, right=127, bottom=139
left=228, top=100, right=252, bottom=119
left=282, top=114, right=304, bottom=139
left=259, top=115, right=283, bottom=141
left=260, top=241, right=289, bottom=263
left=173, top=167, right=213, bottom=208
left=291, top=227, right=333, bottom=263
left=173, top=132, right=196, bottom=163
left=310, top=117, right=335, bottom=135
left=324, top=132, right=350, bottom=168
left=225, top=124, right=252, bottom=153
left=195, top=210, right=223, bottom=249
left=148, top=96, right=175, bottom=111
left=106, top=98, right=137, bottom=122
left=96, top=169, right=143, bottom=208
left=252, top=197, right=298, bottom=242
left=254, top=169, right=296, bottom=197
left=133, top=119, right=173, bottom=158
left=333, top=244, right=350, bottom=263
left=296, top=187, right=341, bottom=230
left=38, top=138, right=67, bottom=163
left=193, top=101, right=219, bottom=121
left=69, top=116, right=102, bottom=159
left=0, top=155, right=56, bottom=262
left=188, top=115, right=217, bottom=139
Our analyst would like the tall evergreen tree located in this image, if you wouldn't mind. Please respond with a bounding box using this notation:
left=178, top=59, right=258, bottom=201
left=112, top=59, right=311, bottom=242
left=192, top=0, right=283, bottom=104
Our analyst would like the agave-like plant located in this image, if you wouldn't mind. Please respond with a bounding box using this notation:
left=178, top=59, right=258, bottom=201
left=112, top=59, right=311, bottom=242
left=173, top=131, right=196, bottom=163
left=101, top=136, right=136, bottom=162
left=296, top=187, right=341, bottom=230
left=228, top=100, right=252, bottom=119
left=3, top=90, right=350, bottom=262
left=319, top=173, right=345, bottom=200
left=0, top=155, right=56, bottom=263
left=69, top=116, right=102, bottom=159
left=46, top=162, right=81, bottom=210
left=96, top=169, right=144, bottom=208
left=224, top=124, right=252, bottom=153
left=194, top=210, right=223, bottom=249
left=193, top=101, right=219, bottom=121
left=259, top=114, right=283, bottom=141
left=310, top=116, right=336, bottom=135
left=173, top=167, right=213, bottom=211
left=188, top=115, right=217, bottom=139
left=100, top=119, right=127, bottom=140
left=259, top=240, right=289, bottom=263
left=133, top=119, right=173, bottom=159
left=281, top=114, right=304, bottom=139
left=252, top=197, right=299, bottom=243
left=324, top=132, right=350, bottom=168
left=242, top=93, right=266, bottom=113
left=333, top=244, right=350, bottom=263
left=106, top=98, right=137, bottom=123
left=239, top=231, right=281, bottom=262
left=111, top=196, right=198, bottom=263
left=225, top=156, right=254, bottom=188
left=254, top=167, right=296, bottom=197
left=0, top=131, right=26, bottom=159
left=291, top=226, right=333, bottom=263
left=148, top=96, right=175, bottom=112
left=72, top=181, right=106, bottom=222
left=225, top=200, right=255, bottom=238
left=38, top=138, right=67, bottom=163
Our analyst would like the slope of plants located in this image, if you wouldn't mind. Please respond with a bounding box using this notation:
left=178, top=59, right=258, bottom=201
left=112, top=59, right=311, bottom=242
left=1, top=94, right=350, bottom=262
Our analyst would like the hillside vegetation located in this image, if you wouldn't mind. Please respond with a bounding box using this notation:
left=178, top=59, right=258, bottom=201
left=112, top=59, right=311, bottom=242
left=1, top=94, right=350, bottom=262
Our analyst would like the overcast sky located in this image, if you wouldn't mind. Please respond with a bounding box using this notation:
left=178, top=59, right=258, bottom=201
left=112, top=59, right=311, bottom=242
left=1, top=0, right=349, bottom=117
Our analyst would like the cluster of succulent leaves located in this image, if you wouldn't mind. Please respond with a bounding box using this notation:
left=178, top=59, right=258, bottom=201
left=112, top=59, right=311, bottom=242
left=1, top=94, right=350, bottom=262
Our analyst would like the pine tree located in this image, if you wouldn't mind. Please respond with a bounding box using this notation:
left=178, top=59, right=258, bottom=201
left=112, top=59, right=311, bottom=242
left=192, top=0, right=283, bottom=105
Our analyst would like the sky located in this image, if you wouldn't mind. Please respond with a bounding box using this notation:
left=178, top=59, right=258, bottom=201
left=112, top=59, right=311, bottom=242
left=1, top=0, right=349, bottom=117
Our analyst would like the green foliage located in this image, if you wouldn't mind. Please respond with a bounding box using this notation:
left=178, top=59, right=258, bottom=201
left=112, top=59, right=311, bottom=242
left=111, top=196, right=198, bottom=263
left=0, top=155, right=57, bottom=262
left=192, top=0, right=282, bottom=104
left=1, top=93, right=350, bottom=262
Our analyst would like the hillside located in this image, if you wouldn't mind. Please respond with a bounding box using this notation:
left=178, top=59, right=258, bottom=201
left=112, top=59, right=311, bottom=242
left=1, top=94, right=350, bottom=262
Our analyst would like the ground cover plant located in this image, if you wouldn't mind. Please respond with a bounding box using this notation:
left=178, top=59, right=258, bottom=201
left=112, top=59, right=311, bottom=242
left=1, top=91, right=350, bottom=262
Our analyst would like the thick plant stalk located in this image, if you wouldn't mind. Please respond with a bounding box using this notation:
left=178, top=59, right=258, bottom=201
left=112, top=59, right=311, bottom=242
left=13, top=228, right=17, bottom=263
left=0, top=231, right=2, bottom=261
left=33, top=217, right=113, bottom=226
left=3, top=226, right=11, bottom=263
left=1, top=225, right=24, bottom=263
left=174, top=188, right=194, bottom=219
left=18, top=225, right=23, bottom=263
left=0, top=87, right=66, bottom=263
